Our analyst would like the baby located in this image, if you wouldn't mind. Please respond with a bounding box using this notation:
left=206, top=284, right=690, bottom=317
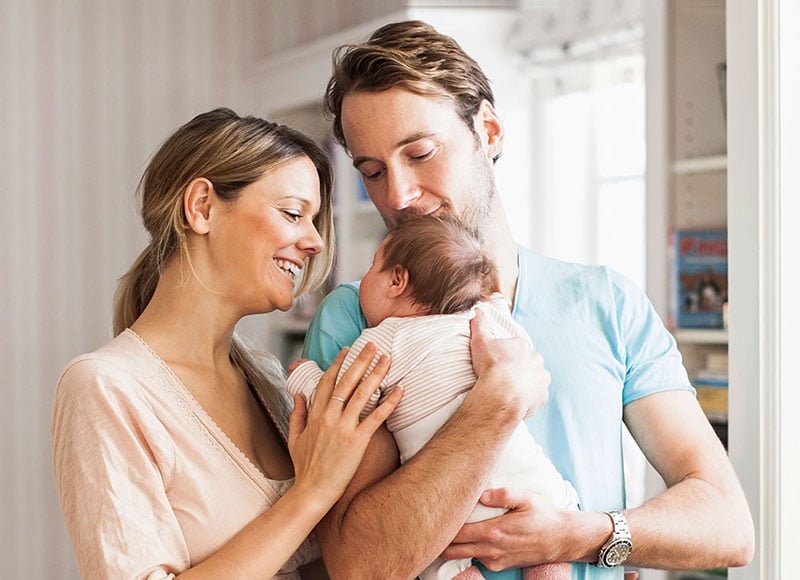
left=288, top=215, right=578, bottom=580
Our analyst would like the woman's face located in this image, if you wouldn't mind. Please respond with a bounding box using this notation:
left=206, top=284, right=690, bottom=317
left=208, top=155, right=324, bottom=315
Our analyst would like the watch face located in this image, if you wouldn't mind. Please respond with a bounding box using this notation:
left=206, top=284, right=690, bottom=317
left=603, top=539, right=633, bottom=567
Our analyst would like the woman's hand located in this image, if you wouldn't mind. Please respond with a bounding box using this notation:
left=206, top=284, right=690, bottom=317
left=287, top=344, right=402, bottom=510
left=469, top=308, right=550, bottom=419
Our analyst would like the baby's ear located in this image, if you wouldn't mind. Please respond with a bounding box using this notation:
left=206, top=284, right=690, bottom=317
left=388, top=265, right=409, bottom=298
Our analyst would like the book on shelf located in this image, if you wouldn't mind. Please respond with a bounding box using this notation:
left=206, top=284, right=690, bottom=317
left=692, top=350, right=728, bottom=424
left=694, top=381, right=728, bottom=424
left=669, top=229, right=728, bottom=329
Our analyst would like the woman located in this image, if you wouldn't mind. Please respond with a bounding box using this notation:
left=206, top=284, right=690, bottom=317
left=51, top=108, right=402, bottom=579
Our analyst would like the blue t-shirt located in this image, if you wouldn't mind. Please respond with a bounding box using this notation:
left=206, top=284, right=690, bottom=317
left=302, top=247, right=692, bottom=580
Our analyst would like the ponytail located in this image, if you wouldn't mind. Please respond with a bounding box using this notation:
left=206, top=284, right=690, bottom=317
left=112, top=245, right=159, bottom=336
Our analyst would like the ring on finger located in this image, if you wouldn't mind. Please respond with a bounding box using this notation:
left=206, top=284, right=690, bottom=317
left=330, top=395, right=346, bottom=403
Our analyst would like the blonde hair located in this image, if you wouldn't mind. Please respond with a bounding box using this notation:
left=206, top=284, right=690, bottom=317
left=113, top=108, right=334, bottom=424
left=381, top=215, right=497, bottom=315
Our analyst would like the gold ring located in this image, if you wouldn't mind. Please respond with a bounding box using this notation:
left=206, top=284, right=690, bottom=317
left=331, top=395, right=346, bottom=403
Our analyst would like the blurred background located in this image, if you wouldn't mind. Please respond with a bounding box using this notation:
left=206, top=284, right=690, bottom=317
left=3, top=1, right=791, bottom=579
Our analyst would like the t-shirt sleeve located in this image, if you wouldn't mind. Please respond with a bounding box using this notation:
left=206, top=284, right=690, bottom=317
left=611, top=271, right=694, bottom=406
left=301, top=283, right=367, bottom=370
left=52, top=358, right=187, bottom=580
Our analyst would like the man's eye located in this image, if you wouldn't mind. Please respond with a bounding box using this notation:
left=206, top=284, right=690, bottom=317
left=412, top=149, right=434, bottom=160
left=361, top=168, right=384, bottom=181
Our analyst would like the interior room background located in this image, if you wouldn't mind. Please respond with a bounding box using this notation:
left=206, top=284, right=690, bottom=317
left=2, top=1, right=796, bottom=579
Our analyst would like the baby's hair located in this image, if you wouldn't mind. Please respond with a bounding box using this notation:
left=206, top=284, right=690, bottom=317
left=380, top=215, right=497, bottom=315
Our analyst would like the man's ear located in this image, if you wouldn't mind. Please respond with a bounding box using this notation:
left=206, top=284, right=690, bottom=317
left=475, top=99, right=504, bottom=161
left=388, top=265, right=410, bottom=298
left=184, top=178, right=214, bottom=235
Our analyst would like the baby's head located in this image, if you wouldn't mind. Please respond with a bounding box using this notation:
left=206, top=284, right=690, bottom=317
left=359, top=215, right=497, bottom=327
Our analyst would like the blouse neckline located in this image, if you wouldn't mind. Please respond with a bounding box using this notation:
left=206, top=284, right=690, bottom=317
left=122, top=328, right=295, bottom=497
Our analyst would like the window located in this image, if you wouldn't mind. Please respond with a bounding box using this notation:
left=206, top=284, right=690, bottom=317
left=529, top=49, right=649, bottom=508
left=530, top=52, right=646, bottom=290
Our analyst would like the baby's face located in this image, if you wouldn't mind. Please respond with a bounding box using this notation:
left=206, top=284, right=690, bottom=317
left=359, top=242, right=395, bottom=328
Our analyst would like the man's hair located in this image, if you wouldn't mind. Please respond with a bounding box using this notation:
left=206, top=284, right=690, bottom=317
left=380, top=215, right=497, bottom=315
left=324, top=20, right=495, bottom=149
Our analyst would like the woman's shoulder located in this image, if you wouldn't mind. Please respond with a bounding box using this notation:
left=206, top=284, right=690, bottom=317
left=56, top=330, right=161, bottom=400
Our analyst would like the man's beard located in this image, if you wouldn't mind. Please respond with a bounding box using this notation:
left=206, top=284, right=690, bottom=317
left=456, top=152, right=497, bottom=242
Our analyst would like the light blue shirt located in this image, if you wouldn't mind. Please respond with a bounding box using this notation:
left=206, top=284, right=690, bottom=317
left=302, top=247, right=692, bottom=579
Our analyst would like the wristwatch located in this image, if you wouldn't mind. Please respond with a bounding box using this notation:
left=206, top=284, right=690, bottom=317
left=595, top=510, right=633, bottom=568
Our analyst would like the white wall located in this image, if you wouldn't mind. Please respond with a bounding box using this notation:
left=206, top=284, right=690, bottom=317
left=0, top=1, right=262, bottom=576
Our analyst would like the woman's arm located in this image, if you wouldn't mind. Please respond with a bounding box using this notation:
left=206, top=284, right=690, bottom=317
left=177, top=345, right=402, bottom=579
left=54, top=346, right=400, bottom=580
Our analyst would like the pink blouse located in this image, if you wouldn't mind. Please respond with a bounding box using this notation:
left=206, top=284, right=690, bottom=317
left=52, top=329, right=318, bottom=579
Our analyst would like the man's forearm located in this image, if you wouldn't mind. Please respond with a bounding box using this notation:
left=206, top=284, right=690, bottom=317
left=541, top=472, right=754, bottom=570
left=441, top=391, right=754, bottom=573
left=319, top=373, right=526, bottom=579
left=618, top=391, right=754, bottom=571
left=622, top=469, right=754, bottom=569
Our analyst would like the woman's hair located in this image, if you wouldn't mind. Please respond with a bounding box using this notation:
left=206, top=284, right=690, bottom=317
left=324, top=20, right=495, bottom=150
left=380, top=215, right=497, bottom=315
left=112, top=108, right=333, bottom=425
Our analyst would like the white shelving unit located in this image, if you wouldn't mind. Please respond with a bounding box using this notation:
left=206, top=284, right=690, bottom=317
left=672, top=328, right=728, bottom=345
left=647, top=2, right=730, bottom=579
left=671, top=155, right=727, bottom=175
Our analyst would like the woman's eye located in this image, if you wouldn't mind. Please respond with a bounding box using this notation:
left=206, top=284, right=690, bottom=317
left=283, top=211, right=301, bottom=222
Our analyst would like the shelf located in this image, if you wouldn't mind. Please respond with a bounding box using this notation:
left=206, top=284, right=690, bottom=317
left=673, top=328, right=728, bottom=344
left=672, top=155, right=727, bottom=174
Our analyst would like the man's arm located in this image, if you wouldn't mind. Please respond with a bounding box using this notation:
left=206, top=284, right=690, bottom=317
left=316, top=313, right=551, bottom=579
left=442, top=390, right=754, bottom=572
left=621, top=390, right=754, bottom=568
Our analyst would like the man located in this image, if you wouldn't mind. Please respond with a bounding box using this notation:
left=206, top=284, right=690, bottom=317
left=302, top=20, right=754, bottom=579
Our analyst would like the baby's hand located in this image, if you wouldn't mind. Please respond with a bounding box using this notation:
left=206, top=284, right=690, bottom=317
left=287, top=358, right=308, bottom=375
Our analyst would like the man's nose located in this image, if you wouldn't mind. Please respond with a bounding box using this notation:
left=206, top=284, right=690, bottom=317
left=386, top=168, right=421, bottom=211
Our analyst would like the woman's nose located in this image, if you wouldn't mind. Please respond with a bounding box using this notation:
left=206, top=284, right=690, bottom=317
left=300, top=222, right=324, bottom=255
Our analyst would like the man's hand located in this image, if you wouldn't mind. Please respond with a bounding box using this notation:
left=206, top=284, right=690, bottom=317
left=470, top=309, right=550, bottom=419
left=441, top=488, right=572, bottom=572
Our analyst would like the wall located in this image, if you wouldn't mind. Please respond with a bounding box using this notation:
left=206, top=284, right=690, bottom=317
left=0, top=1, right=262, bottom=577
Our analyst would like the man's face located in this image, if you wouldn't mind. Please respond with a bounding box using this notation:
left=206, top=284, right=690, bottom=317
left=340, top=88, right=503, bottom=233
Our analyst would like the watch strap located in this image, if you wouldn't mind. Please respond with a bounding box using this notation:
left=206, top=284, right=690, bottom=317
left=595, top=510, right=632, bottom=568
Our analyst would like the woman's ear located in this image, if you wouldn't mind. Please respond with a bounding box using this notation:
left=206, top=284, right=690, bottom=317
left=475, top=99, right=504, bottom=161
left=184, top=178, right=214, bottom=235
left=388, top=265, right=410, bottom=298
